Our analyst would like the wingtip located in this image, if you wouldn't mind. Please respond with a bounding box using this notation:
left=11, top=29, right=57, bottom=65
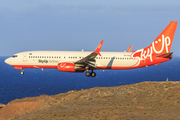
left=93, top=40, right=104, bottom=56
left=127, top=45, right=133, bottom=52
left=100, top=40, right=104, bottom=44
left=171, top=21, right=178, bottom=25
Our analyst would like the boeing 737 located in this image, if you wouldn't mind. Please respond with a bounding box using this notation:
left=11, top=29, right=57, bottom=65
left=5, top=21, right=178, bottom=77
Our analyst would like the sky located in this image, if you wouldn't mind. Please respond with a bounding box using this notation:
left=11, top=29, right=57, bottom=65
left=1, top=0, right=180, bottom=56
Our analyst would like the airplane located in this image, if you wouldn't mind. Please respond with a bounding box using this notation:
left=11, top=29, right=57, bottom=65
left=5, top=21, right=178, bottom=77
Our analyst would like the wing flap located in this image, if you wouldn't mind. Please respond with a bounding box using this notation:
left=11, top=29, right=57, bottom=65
left=86, top=60, right=97, bottom=68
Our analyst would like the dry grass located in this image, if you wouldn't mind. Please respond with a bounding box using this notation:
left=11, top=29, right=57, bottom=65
left=1, top=81, right=180, bottom=120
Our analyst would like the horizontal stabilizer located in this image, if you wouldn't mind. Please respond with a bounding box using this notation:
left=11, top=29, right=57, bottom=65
left=156, top=52, right=173, bottom=58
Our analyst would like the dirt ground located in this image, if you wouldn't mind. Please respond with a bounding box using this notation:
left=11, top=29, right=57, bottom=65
left=1, top=81, right=180, bottom=120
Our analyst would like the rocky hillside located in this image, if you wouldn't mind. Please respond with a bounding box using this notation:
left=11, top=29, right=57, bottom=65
left=1, top=81, right=180, bottom=120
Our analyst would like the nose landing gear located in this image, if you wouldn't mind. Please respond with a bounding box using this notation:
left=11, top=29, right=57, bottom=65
left=85, top=70, right=96, bottom=77
left=21, top=69, right=24, bottom=75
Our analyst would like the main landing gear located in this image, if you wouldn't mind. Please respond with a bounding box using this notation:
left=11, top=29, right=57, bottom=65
left=21, top=69, right=24, bottom=75
left=85, top=70, right=96, bottom=77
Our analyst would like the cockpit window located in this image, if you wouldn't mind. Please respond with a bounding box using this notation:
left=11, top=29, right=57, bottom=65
left=12, top=55, right=18, bottom=58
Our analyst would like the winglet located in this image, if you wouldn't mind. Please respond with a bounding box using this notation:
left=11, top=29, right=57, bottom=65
left=127, top=45, right=133, bottom=52
left=93, top=40, right=104, bottom=56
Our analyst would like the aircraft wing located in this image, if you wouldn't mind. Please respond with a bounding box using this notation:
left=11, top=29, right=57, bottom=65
left=74, top=40, right=104, bottom=68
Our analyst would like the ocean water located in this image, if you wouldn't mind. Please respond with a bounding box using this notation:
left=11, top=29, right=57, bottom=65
left=0, top=56, right=180, bottom=104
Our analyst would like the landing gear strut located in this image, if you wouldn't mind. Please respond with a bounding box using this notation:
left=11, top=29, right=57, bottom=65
left=21, top=69, right=24, bottom=75
left=85, top=70, right=96, bottom=77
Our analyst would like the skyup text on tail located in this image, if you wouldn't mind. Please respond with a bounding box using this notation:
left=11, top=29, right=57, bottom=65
left=5, top=21, right=178, bottom=77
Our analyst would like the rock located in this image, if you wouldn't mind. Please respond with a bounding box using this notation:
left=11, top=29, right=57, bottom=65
left=0, top=103, right=5, bottom=108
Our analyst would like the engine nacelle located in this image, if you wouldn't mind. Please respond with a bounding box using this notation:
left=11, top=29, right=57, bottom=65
left=58, top=62, right=84, bottom=72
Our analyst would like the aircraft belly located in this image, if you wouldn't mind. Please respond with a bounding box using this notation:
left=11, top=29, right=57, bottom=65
left=97, top=59, right=139, bottom=67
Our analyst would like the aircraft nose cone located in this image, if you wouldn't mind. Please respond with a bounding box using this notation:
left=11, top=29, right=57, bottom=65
left=5, top=58, right=11, bottom=64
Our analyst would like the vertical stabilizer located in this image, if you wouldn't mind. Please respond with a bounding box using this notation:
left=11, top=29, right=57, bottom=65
left=131, top=21, right=178, bottom=66
left=146, top=21, right=178, bottom=54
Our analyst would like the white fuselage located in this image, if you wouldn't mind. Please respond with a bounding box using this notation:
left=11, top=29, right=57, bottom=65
left=5, top=51, right=139, bottom=70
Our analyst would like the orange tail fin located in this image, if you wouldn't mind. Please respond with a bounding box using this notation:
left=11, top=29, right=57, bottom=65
left=131, top=21, right=178, bottom=65
left=146, top=21, right=178, bottom=54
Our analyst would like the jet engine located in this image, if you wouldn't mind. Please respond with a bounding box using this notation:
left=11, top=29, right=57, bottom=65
left=58, top=62, right=84, bottom=72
